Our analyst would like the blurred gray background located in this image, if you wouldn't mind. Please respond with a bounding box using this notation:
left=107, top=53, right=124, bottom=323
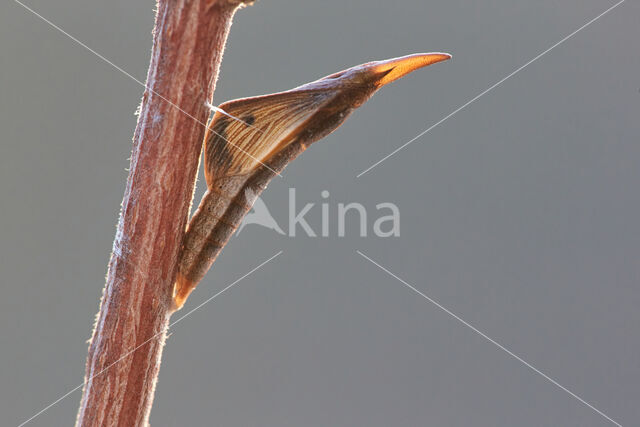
left=1, top=0, right=638, bottom=426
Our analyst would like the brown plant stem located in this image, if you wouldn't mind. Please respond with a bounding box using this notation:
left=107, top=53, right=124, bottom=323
left=76, top=1, right=249, bottom=425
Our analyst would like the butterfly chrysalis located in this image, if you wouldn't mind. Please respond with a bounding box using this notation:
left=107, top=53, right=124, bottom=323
left=172, top=52, right=451, bottom=310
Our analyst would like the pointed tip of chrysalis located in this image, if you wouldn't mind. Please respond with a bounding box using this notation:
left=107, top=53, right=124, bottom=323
left=171, top=273, right=195, bottom=312
left=370, top=52, right=452, bottom=87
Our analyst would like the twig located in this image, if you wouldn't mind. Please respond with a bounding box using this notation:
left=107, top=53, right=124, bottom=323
left=76, top=1, right=251, bottom=425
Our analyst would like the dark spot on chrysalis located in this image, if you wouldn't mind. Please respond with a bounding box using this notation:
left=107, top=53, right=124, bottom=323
left=243, top=114, right=255, bottom=126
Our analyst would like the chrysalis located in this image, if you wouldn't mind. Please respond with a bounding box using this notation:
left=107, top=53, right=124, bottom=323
left=172, top=52, right=451, bottom=310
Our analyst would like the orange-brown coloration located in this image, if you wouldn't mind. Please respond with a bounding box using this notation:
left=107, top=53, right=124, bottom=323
left=172, top=52, right=451, bottom=311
